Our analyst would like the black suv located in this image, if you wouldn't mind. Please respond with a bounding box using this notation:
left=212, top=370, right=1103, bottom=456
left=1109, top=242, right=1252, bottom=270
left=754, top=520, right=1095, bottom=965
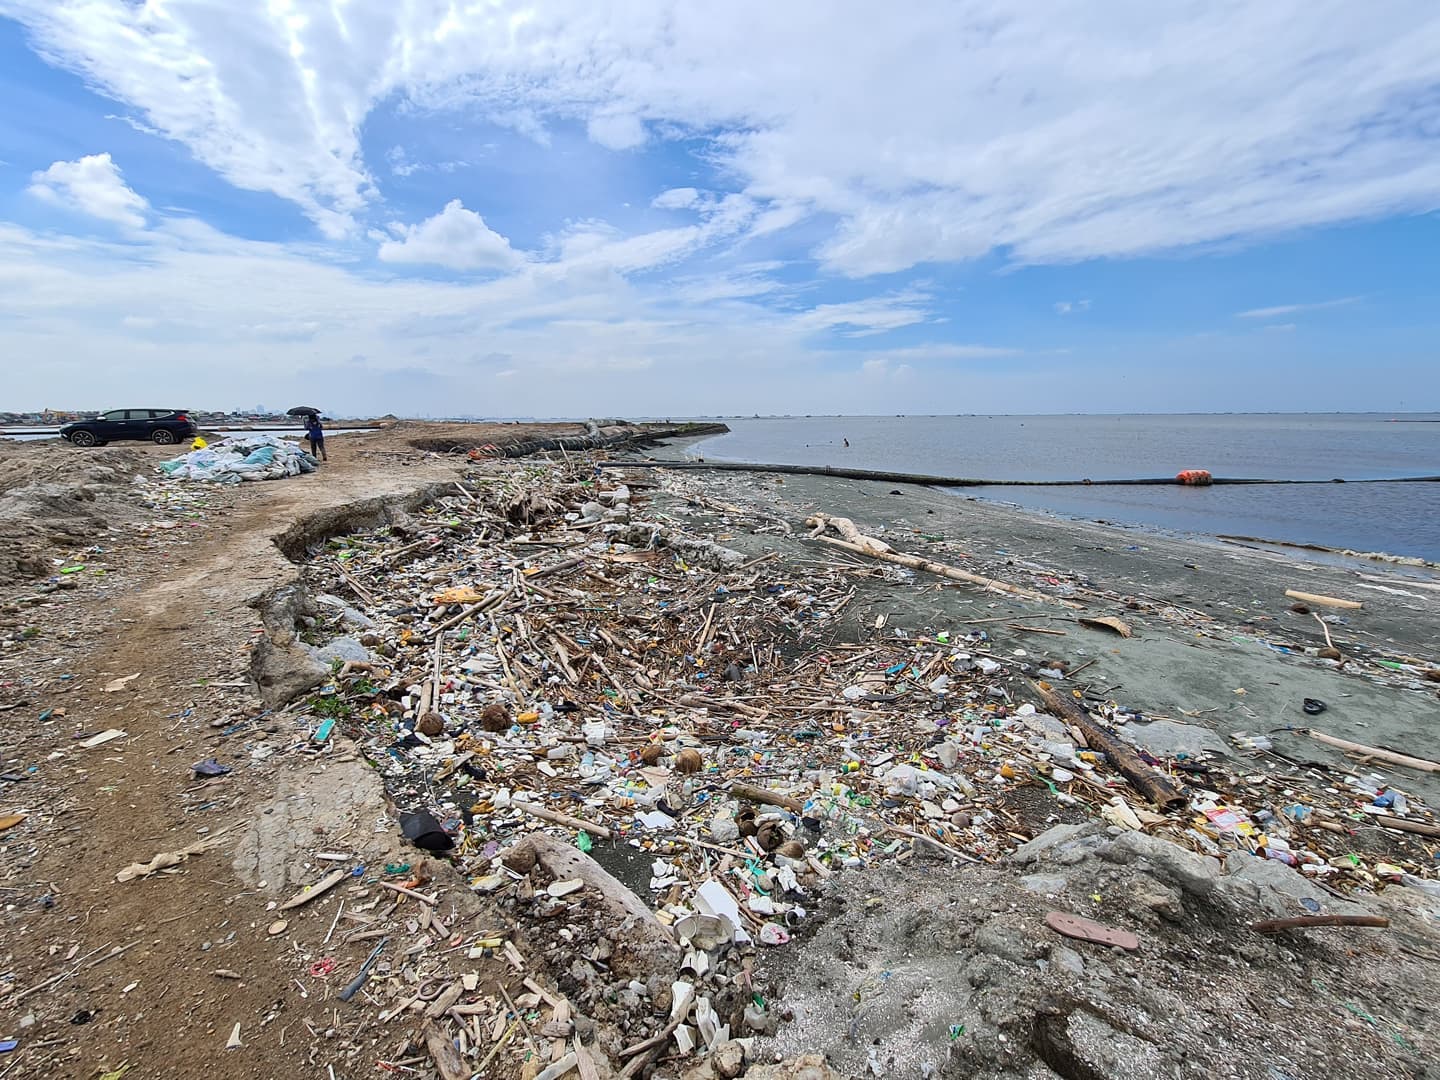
left=60, top=409, right=197, bottom=447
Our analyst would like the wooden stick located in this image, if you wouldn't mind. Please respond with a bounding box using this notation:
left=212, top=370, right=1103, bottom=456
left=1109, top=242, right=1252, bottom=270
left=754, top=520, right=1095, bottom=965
left=380, top=881, right=440, bottom=905
left=1285, top=589, right=1362, bottom=610
left=1372, top=815, right=1440, bottom=839
left=337, top=565, right=376, bottom=607
left=277, top=868, right=347, bottom=911
left=429, top=585, right=512, bottom=636
left=529, top=556, right=586, bottom=579
left=811, top=535, right=1081, bottom=609
left=1303, top=729, right=1440, bottom=774
left=1252, top=915, right=1389, bottom=933
left=1032, top=681, right=1188, bottom=811
left=513, top=800, right=613, bottom=839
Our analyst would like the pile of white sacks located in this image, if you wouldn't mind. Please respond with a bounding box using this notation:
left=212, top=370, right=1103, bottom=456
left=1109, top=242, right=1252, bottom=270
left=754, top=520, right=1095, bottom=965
left=156, top=434, right=318, bottom=483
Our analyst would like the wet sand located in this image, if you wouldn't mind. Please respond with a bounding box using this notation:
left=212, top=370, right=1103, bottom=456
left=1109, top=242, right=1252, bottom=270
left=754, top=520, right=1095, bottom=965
left=633, top=448, right=1440, bottom=806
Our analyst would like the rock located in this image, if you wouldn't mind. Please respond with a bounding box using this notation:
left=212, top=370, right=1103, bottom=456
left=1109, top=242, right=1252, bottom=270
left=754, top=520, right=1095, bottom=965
left=975, top=921, right=1043, bottom=964
left=1220, top=852, right=1372, bottom=919
left=1097, top=831, right=1221, bottom=897
left=1117, top=718, right=1230, bottom=759
left=1034, top=1010, right=1164, bottom=1079
left=1021, top=873, right=1070, bottom=896
left=313, top=635, right=373, bottom=666
left=1010, top=823, right=1103, bottom=866
left=1132, top=882, right=1185, bottom=922
left=314, top=593, right=376, bottom=630
left=1050, top=944, right=1086, bottom=976
left=249, top=636, right=328, bottom=707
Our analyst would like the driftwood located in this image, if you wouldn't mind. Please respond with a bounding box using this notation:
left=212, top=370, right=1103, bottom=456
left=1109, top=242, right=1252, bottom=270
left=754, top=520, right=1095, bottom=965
left=508, top=834, right=679, bottom=979
left=1373, top=815, right=1440, bottom=839
left=513, top=799, right=614, bottom=839
left=1252, top=915, right=1389, bottom=933
left=1032, top=681, right=1188, bottom=811
left=1303, top=729, right=1440, bottom=774
left=729, top=783, right=804, bottom=813
left=806, top=512, right=892, bottom=553
left=810, top=534, right=1082, bottom=609
left=277, top=868, right=347, bottom=910
left=424, top=1020, right=471, bottom=1080
left=1285, top=589, right=1362, bottom=610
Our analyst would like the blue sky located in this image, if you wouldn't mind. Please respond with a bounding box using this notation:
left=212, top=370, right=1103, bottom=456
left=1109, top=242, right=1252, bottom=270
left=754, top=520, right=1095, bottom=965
left=0, top=1, right=1437, bottom=417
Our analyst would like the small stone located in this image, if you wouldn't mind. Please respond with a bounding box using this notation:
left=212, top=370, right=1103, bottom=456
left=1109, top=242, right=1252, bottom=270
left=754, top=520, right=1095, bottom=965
left=715, top=1041, right=746, bottom=1078
left=1050, top=945, right=1086, bottom=976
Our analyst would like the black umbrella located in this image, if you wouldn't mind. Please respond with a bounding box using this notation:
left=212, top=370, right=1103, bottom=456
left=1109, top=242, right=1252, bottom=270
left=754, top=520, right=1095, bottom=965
left=286, top=405, right=321, bottom=417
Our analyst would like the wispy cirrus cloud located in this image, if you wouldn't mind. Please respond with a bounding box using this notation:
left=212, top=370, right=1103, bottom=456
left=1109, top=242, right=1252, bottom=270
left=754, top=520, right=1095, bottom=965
left=1235, top=296, right=1361, bottom=319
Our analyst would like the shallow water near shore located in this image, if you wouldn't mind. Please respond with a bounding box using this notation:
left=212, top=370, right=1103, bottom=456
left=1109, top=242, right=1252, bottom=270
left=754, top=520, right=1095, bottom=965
left=691, top=414, right=1440, bottom=560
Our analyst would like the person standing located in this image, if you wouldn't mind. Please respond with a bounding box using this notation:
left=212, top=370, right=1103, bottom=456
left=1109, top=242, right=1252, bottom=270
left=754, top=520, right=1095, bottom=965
left=305, top=414, right=328, bottom=461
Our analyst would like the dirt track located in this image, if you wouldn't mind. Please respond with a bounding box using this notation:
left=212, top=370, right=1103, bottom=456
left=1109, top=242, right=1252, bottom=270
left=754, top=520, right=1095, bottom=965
left=0, top=427, right=491, bottom=1077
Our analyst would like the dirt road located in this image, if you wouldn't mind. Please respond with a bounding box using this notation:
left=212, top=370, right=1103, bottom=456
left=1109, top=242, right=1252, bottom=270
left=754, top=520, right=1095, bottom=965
left=0, top=430, right=476, bottom=1078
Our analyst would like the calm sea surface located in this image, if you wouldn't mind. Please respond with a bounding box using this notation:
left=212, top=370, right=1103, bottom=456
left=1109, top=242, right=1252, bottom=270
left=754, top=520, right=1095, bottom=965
left=691, top=414, right=1440, bottom=561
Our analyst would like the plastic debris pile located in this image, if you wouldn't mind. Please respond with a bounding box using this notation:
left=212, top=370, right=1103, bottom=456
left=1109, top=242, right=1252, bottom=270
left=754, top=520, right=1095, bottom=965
left=157, top=433, right=317, bottom=483
left=276, top=456, right=1437, bottom=1074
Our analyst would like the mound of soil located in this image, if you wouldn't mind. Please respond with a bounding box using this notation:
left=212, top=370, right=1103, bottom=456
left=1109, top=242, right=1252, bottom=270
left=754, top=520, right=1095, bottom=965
left=0, top=441, right=151, bottom=583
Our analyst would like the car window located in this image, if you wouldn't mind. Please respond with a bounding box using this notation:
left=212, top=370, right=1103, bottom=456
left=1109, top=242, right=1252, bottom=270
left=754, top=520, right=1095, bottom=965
left=148, top=410, right=171, bottom=419
left=102, top=410, right=126, bottom=422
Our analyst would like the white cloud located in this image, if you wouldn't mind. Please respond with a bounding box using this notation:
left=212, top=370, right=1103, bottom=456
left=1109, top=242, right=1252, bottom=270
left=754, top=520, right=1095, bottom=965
left=1055, top=299, right=1091, bottom=315
left=652, top=187, right=701, bottom=210
left=378, top=200, right=521, bottom=271
left=860, top=357, right=915, bottom=381
left=1235, top=296, right=1360, bottom=319
left=587, top=112, right=647, bottom=151
left=790, top=291, right=934, bottom=337
left=28, top=152, right=149, bottom=228
left=7, top=1, right=1439, bottom=265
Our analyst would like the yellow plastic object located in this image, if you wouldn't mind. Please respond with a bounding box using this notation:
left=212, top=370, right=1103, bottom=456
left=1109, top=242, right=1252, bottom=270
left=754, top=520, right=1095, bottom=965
left=191, top=437, right=208, bottom=450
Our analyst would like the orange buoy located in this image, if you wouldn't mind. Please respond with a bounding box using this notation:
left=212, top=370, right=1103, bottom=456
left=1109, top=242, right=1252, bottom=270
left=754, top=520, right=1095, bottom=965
left=1176, top=469, right=1213, bottom=486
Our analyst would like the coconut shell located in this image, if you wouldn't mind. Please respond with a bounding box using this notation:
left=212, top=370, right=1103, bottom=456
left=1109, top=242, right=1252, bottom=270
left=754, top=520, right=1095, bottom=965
left=639, top=744, right=665, bottom=766
left=756, top=821, right=783, bottom=851
left=502, top=846, right=537, bottom=875
left=775, top=839, right=806, bottom=859
left=480, top=703, right=511, bottom=732
left=416, top=711, right=445, bottom=737
left=674, top=748, right=703, bottom=774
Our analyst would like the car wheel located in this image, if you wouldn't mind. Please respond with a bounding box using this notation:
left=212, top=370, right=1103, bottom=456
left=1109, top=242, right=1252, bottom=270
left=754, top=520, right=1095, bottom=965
left=69, top=430, right=97, bottom=447
left=152, top=429, right=177, bottom=445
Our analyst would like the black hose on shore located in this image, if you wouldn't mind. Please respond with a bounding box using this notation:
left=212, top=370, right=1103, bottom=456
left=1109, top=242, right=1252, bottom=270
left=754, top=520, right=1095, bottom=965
left=599, top=460, right=1440, bottom=488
